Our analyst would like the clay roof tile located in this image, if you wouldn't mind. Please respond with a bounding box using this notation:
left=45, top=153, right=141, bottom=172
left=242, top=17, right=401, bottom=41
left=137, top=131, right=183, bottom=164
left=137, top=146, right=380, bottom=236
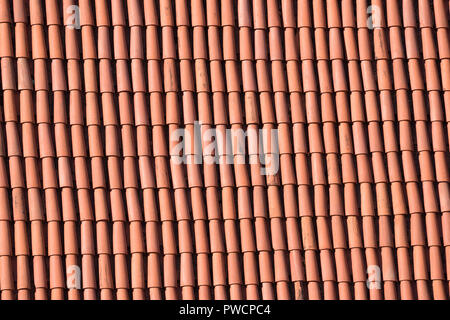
left=0, top=0, right=448, bottom=301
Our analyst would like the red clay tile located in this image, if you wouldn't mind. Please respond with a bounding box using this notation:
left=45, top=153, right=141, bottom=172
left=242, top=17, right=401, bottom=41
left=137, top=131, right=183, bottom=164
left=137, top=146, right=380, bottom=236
left=0, top=0, right=448, bottom=301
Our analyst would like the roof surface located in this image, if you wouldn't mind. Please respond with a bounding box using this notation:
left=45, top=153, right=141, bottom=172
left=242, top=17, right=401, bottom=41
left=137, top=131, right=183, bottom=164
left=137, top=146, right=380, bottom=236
left=0, top=0, right=449, bottom=300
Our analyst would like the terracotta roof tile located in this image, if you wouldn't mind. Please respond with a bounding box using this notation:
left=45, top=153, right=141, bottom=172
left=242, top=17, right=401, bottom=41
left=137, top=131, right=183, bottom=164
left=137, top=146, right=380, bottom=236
left=0, top=0, right=449, bottom=301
